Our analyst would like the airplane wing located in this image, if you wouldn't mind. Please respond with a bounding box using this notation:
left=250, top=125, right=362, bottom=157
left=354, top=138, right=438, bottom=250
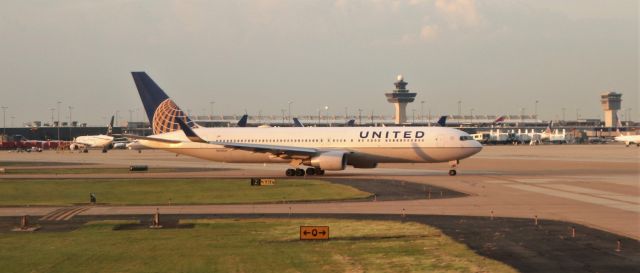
left=118, top=134, right=182, bottom=144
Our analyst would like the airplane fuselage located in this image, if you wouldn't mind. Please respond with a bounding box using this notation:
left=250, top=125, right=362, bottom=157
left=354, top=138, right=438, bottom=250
left=614, top=135, right=640, bottom=146
left=139, top=126, right=482, bottom=166
left=72, top=135, right=114, bottom=149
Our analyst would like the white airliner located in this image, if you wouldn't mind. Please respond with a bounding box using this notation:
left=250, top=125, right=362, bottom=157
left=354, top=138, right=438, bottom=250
left=614, top=132, right=640, bottom=147
left=70, top=116, right=115, bottom=153
left=127, top=72, right=483, bottom=176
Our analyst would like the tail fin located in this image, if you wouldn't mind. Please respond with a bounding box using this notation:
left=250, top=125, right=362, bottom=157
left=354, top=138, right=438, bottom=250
left=131, top=72, right=196, bottom=134
left=293, top=117, right=304, bottom=127
left=237, top=115, right=248, bottom=127
left=494, top=115, right=505, bottom=124
left=106, top=116, right=114, bottom=136
left=436, top=116, right=447, bottom=127
left=346, top=119, right=355, bottom=126
left=544, top=121, right=552, bottom=134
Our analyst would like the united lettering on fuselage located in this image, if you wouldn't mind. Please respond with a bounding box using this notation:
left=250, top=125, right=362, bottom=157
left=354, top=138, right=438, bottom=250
left=359, top=130, right=425, bottom=139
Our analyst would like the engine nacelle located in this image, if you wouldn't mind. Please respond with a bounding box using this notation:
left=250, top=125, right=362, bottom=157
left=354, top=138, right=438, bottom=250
left=69, top=143, right=78, bottom=151
left=309, top=151, right=347, bottom=171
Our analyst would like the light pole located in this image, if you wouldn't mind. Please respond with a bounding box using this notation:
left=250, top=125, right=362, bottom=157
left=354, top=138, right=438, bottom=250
left=56, top=101, right=61, bottom=141
left=520, top=107, right=526, bottom=122
left=324, top=106, right=329, bottom=126
left=10, top=116, right=15, bottom=127
left=281, top=109, right=286, bottom=125
left=626, top=108, right=632, bottom=126
left=1, top=106, right=7, bottom=139
left=457, top=100, right=462, bottom=116
left=344, top=106, right=348, bottom=121
left=562, top=107, right=566, bottom=122
left=50, top=108, right=55, bottom=125
left=534, top=100, right=539, bottom=119
left=370, top=110, right=374, bottom=125
left=576, top=108, right=580, bottom=121
left=68, top=106, right=73, bottom=139
left=420, top=100, right=425, bottom=123
left=209, top=101, right=215, bottom=119
left=358, top=109, right=362, bottom=125
left=470, top=108, right=474, bottom=123
left=288, top=101, right=293, bottom=120
left=129, top=109, right=134, bottom=123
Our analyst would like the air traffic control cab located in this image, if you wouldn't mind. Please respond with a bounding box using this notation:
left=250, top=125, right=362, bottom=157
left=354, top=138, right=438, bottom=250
left=385, top=75, right=417, bottom=125
left=600, top=92, right=622, bottom=128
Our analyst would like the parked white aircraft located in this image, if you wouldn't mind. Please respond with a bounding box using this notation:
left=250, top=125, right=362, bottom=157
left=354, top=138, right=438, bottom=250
left=614, top=132, right=640, bottom=147
left=126, top=72, right=482, bottom=176
left=70, top=116, right=115, bottom=153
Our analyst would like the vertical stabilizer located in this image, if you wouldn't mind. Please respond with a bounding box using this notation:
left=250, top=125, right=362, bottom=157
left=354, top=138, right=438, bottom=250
left=131, top=72, right=196, bottom=134
left=106, top=116, right=114, bottom=136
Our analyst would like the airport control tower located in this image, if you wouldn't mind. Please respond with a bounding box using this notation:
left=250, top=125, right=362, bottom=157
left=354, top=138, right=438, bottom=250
left=385, top=75, right=417, bottom=124
left=600, top=92, right=622, bottom=128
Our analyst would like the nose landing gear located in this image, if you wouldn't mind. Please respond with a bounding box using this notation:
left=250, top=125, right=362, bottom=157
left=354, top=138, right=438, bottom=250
left=448, top=160, right=459, bottom=176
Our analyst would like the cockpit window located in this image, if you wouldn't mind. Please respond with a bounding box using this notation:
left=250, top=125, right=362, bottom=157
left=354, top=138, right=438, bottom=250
left=459, top=135, right=474, bottom=141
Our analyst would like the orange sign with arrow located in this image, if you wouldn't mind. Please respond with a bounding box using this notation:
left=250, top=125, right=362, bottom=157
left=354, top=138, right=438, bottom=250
left=300, top=226, right=330, bottom=240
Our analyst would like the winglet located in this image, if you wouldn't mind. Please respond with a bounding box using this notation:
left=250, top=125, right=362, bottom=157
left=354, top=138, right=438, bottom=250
left=237, top=114, right=248, bottom=127
left=436, top=116, right=447, bottom=127
left=175, top=117, right=207, bottom=143
left=293, top=118, right=304, bottom=127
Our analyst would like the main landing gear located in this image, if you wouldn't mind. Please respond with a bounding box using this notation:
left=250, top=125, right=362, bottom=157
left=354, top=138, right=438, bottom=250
left=285, top=167, right=325, bottom=177
left=448, top=160, right=459, bottom=176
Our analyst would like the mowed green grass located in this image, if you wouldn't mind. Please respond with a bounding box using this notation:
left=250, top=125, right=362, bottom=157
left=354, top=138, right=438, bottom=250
left=0, top=219, right=517, bottom=273
left=0, top=178, right=370, bottom=206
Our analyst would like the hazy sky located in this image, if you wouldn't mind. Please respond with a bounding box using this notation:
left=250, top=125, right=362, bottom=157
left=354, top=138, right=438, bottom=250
left=0, top=0, right=637, bottom=125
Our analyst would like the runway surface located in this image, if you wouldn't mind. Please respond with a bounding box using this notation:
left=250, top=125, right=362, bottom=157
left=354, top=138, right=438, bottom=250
left=1, top=144, right=638, bottom=239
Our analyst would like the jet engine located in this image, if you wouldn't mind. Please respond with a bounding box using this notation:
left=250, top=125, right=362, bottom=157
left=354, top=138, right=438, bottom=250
left=308, top=151, right=347, bottom=170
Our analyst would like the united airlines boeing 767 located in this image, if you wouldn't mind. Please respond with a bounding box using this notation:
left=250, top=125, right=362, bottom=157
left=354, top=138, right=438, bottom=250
left=127, top=72, right=482, bottom=176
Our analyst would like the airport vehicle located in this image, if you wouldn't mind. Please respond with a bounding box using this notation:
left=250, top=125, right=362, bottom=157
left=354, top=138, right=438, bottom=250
left=126, top=72, right=482, bottom=176
left=69, top=116, right=115, bottom=153
left=614, top=132, right=640, bottom=147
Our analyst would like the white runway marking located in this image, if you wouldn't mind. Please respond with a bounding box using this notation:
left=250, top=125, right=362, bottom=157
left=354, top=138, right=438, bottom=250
left=541, top=184, right=639, bottom=204
left=506, top=184, right=640, bottom=213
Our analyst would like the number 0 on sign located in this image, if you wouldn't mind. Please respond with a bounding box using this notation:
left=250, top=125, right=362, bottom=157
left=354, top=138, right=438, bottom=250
left=300, top=226, right=330, bottom=240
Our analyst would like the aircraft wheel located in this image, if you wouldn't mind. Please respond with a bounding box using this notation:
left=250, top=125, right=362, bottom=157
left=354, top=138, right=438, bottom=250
left=285, top=169, right=295, bottom=176
left=305, top=167, right=316, bottom=176
left=448, top=170, right=457, bottom=176
left=295, top=168, right=305, bottom=176
left=316, top=169, right=325, bottom=176
left=102, top=149, right=107, bottom=153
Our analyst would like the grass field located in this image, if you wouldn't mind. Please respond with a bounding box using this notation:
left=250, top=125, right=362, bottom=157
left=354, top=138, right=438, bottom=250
left=0, top=161, right=84, bottom=167
left=2, top=167, right=206, bottom=175
left=0, top=218, right=516, bottom=273
left=0, top=178, right=370, bottom=206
